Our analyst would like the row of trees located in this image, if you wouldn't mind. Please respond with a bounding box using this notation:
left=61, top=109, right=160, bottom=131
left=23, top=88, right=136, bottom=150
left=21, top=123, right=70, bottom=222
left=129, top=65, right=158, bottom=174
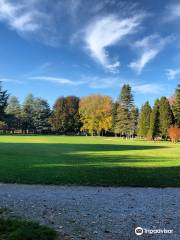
left=0, top=82, right=179, bottom=139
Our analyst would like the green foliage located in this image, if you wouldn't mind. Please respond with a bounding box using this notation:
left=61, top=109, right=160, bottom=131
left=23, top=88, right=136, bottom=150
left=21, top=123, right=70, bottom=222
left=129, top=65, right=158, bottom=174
left=138, top=101, right=152, bottom=137
left=0, top=218, right=58, bottom=240
left=6, top=96, right=22, bottom=131
left=22, top=94, right=36, bottom=132
left=172, top=84, right=180, bottom=127
left=159, top=97, right=174, bottom=138
left=114, top=84, right=138, bottom=136
left=49, top=96, right=80, bottom=133
left=149, top=99, right=160, bottom=139
left=33, top=98, right=51, bottom=133
left=0, top=121, right=7, bottom=130
left=0, top=82, right=9, bottom=121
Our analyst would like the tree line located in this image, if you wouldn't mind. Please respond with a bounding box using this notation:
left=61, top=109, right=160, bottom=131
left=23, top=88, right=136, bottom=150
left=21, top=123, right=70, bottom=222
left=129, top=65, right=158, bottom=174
left=0, top=82, right=179, bottom=140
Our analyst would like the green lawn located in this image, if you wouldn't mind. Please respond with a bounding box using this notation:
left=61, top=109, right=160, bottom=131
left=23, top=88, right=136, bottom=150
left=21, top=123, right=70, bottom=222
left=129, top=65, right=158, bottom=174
left=0, top=135, right=179, bottom=187
left=0, top=218, right=58, bottom=240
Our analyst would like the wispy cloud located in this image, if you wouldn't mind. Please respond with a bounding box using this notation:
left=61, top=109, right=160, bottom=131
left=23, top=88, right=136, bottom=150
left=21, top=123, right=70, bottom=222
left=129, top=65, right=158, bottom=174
left=30, top=76, right=84, bottom=86
left=0, top=77, right=22, bottom=84
left=166, top=68, right=180, bottom=80
left=0, top=0, right=41, bottom=33
left=165, top=3, right=180, bottom=21
left=133, top=83, right=163, bottom=94
left=84, top=14, right=143, bottom=73
left=0, top=0, right=58, bottom=46
left=129, top=34, right=173, bottom=74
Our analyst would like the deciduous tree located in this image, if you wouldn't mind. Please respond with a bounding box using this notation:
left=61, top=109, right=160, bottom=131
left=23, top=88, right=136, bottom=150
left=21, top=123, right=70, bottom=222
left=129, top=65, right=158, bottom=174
left=79, top=95, right=112, bottom=135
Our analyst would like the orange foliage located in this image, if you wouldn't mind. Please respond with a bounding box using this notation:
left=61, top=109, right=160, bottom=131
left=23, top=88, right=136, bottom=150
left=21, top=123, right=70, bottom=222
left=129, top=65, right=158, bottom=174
left=168, top=127, right=180, bottom=142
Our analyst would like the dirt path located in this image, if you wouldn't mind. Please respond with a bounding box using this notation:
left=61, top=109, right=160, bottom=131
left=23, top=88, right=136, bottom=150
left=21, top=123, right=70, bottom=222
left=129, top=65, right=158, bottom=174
left=0, top=184, right=179, bottom=240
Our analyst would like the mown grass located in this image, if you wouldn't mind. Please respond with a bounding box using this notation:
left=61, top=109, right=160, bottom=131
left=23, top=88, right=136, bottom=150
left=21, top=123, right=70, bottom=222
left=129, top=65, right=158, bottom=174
left=0, top=218, right=58, bottom=240
left=0, top=136, right=179, bottom=187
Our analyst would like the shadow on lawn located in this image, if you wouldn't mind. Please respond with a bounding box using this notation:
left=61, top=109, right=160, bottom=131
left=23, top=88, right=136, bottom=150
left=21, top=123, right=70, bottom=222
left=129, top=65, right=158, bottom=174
left=0, top=142, right=179, bottom=187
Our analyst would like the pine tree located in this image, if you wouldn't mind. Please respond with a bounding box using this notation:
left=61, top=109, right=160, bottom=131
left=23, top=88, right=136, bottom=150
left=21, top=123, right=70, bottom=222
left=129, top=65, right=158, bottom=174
left=159, top=97, right=174, bottom=139
left=129, top=107, right=139, bottom=136
left=114, top=84, right=136, bottom=136
left=6, top=96, right=22, bottom=132
left=138, top=101, right=152, bottom=137
left=33, top=98, right=51, bottom=133
left=172, top=84, right=180, bottom=127
left=22, top=94, right=35, bottom=133
left=148, top=99, right=160, bottom=139
left=0, top=82, right=9, bottom=121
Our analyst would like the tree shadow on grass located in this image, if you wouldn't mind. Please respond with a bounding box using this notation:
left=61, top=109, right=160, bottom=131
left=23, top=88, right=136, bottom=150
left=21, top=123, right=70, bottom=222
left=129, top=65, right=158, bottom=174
left=0, top=142, right=179, bottom=187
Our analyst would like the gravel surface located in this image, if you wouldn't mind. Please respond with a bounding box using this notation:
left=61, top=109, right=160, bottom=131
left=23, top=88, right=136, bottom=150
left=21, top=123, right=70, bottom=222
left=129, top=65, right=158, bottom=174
left=0, top=184, right=179, bottom=240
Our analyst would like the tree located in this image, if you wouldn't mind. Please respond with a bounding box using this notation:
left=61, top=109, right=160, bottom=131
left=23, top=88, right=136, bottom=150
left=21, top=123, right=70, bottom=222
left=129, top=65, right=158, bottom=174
left=33, top=98, right=51, bottom=133
left=168, top=127, right=180, bottom=142
left=172, top=84, right=180, bottom=127
left=148, top=99, right=160, bottom=139
left=114, top=84, right=137, bottom=136
left=49, top=96, right=80, bottom=134
left=129, top=107, right=139, bottom=136
left=6, top=96, right=22, bottom=132
left=159, top=97, right=174, bottom=139
left=138, top=101, right=152, bottom=138
left=22, top=94, right=35, bottom=133
left=79, top=95, right=112, bottom=135
left=0, top=82, right=9, bottom=121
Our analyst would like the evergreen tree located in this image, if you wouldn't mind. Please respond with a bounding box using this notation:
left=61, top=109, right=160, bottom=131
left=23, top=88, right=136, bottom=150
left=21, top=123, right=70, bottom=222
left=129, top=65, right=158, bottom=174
left=0, top=82, right=9, bottom=121
left=33, top=98, right=51, bottom=133
left=112, top=102, right=118, bottom=135
left=114, top=84, right=137, bottom=136
left=6, top=96, right=22, bottom=132
left=138, top=101, right=152, bottom=137
left=129, top=107, right=139, bottom=136
left=148, top=99, right=160, bottom=139
left=172, top=84, right=180, bottom=127
left=159, top=97, right=174, bottom=139
left=22, top=94, right=35, bottom=133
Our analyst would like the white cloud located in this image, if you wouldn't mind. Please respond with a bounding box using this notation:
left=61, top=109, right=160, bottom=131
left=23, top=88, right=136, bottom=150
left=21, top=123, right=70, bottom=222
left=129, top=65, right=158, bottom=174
left=0, top=0, right=41, bottom=33
left=129, top=34, right=173, bottom=74
left=0, top=78, right=22, bottom=84
left=166, top=68, right=180, bottom=80
left=166, top=3, right=180, bottom=21
left=31, top=76, right=84, bottom=86
left=84, top=14, right=143, bottom=73
left=133, top=83, right=163, bottom=94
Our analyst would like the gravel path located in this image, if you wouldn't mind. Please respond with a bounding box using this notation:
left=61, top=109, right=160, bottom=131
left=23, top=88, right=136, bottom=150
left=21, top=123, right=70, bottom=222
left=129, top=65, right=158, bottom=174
left=0, top=184, right=179, bottom=240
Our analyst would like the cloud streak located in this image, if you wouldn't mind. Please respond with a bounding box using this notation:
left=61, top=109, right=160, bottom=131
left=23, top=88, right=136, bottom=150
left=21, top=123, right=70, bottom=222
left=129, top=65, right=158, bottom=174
left=133, top=83, right=163, bottom=94
left=31, top=76, right=84, bottom=86
left=84, top=14, right=143, bottom=73
left=129, top=34, right=173, bottom=74
left=166, top=68, right=180, bottom=80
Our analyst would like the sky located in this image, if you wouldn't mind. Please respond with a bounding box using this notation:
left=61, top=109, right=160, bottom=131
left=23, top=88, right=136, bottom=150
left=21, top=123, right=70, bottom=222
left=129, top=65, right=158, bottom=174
left=0, top=0, right=179, bottom=107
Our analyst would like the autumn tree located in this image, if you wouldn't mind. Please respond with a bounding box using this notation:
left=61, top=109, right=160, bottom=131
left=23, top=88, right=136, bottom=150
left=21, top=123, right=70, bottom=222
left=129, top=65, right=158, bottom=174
left=79, top=95, right=112, bottom=135
left=49, top=96, right=80, bottom=134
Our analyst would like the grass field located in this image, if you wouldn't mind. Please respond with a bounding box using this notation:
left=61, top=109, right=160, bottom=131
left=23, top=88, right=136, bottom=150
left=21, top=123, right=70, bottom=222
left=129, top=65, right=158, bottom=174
left=0, top=135, right=179, bottom=187
left=0, top=217, right=58, bottom=240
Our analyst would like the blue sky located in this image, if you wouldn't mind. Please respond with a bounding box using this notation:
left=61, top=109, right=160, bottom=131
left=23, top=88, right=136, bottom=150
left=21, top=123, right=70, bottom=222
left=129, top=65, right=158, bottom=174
left=0, top=0, right=179, bottom=107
